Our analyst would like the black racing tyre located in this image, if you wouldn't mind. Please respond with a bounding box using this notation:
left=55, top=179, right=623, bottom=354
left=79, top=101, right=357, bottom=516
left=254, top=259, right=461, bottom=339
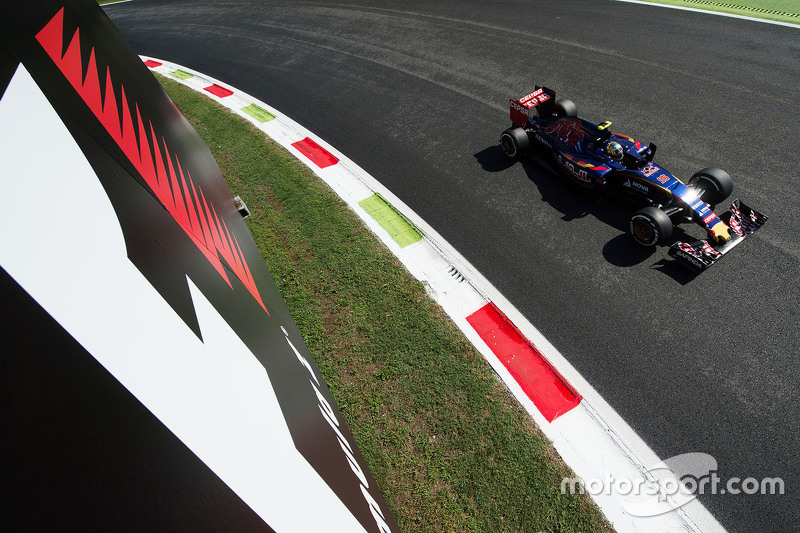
left=500, top=127, right=530, bottom=159
left=688, top=167, right=733, bottom=207
left=553, top=98, right=577, bottom=117
left=629, top=206, right=673, bottom=247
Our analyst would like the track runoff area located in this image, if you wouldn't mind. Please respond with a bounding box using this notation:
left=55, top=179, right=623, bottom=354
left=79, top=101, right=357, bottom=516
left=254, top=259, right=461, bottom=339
left=140, top=57, right=730, bottom=532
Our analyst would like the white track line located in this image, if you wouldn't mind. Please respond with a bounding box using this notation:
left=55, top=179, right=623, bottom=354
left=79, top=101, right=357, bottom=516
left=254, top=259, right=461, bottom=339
left=143, top=57, right=726, bottom=532
left=101, top=0, right=136, bottom=7
left=615, top=0, right=800, bottom=29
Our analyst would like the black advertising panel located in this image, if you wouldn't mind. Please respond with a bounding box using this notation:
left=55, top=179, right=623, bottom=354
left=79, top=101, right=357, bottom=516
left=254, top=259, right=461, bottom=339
left=0, top=1, right=395, bottom=531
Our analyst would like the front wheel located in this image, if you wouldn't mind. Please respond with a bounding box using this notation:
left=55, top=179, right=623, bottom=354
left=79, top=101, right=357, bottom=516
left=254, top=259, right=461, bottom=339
left=629, top=207, right=673, bottom=247
left=688, top=167, right=733, bottom=207
left=500, top=127, right=530, bottom=159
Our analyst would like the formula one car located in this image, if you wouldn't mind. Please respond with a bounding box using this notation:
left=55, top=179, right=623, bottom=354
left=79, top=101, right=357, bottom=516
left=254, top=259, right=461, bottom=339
left=499, top=87, right=767, bottom=271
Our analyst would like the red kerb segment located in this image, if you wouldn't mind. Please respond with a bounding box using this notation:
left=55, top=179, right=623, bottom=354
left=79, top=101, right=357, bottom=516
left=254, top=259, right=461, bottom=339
left=291, top=137, right=339, bottom=169
left=204, top=84, right=234, bottom=98
left=143, top=60, right=162, bottom=68
left=467, top=303, right=581, bottom=422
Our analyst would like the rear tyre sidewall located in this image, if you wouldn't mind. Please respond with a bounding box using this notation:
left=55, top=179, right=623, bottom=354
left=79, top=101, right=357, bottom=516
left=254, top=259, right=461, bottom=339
left=500, top=127, right=529, bottom=159
left=553, top=98, right=578, bottom=117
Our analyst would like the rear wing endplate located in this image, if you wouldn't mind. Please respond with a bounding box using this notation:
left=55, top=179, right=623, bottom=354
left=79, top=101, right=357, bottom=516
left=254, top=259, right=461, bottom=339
left=509, top=86, right=556, bottom=127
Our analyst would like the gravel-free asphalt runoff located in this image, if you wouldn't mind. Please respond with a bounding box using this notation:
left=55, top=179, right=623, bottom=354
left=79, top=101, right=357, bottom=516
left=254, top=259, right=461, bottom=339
left=107, top=1, right=799, bottom=531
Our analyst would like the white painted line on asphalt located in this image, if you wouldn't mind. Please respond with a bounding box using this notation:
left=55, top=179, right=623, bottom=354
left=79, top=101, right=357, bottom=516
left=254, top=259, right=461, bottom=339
left=615, top=0, right=800, bottom=29
left=100, top=0, right=136, bottom=6
left=142, top=56, right=727, bottom=533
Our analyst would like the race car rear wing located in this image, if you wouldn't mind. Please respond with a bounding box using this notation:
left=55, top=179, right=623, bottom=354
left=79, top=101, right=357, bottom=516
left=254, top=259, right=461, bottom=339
left=668, top=199, right=768, bottom=272
left=510, top=86, right=556, bottom=127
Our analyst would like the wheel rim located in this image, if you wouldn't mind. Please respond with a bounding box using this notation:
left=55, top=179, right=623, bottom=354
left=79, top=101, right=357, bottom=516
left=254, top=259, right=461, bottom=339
left=631, top=217, right=656, bottom=245
left=501, top=134, right=517, bottom=157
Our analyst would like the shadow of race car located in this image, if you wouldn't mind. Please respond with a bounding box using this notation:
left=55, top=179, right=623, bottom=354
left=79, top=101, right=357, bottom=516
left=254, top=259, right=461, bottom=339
left=499, top=86, right=767, bottom=272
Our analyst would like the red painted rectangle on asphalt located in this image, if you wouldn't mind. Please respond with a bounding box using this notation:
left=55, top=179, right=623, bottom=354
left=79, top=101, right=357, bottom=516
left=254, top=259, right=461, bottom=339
left=143, top=60, right=162, bottom=68
left=291, top=137, right=339, bottom=169
left=467, top=302, right=581, bottom=422
left=203, top=84, right=233, bottom=98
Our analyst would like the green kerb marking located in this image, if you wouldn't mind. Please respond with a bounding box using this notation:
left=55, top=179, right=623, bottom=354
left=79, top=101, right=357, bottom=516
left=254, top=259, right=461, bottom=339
left=359, top=193, right=423, bottom=248
left=170, top=69, right=194, bottom=80
left=241, top=103, right=276, bottom=123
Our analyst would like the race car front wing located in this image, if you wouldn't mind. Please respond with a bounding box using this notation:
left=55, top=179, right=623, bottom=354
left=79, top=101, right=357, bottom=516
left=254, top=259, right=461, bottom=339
left=668, top=199, right=768, bottom=272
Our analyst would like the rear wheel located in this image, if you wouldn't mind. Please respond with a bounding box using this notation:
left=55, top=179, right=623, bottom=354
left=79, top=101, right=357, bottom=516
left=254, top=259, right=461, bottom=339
left=553, top=98, right=577, bottom=117
left=629, top=207, right=673, bottom=247
left=688, top=167, right=733, bottom=207
left=500, top=127, right=530, bottom=159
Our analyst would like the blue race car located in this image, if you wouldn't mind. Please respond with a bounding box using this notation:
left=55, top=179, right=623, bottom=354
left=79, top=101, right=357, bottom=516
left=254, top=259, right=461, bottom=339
left=499, top=86, right=767, bottom=271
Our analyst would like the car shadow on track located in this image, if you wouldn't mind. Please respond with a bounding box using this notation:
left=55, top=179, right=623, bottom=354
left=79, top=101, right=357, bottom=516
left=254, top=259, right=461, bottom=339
left=474, top=144, right=699, bottom=284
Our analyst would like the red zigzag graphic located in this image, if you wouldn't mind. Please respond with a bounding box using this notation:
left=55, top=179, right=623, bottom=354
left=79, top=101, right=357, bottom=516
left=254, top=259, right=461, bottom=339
left=36, top=8, right=268, bottom=314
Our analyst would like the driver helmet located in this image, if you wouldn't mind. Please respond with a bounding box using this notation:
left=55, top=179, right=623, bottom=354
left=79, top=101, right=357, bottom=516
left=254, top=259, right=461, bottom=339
left=606, top=141, right=623, bottom=161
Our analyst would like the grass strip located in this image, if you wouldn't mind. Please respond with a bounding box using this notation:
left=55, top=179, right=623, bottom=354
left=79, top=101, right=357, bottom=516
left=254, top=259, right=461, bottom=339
left=157, top=74, right=612, bottom=532
left=631, top=0, right=799, bottom=24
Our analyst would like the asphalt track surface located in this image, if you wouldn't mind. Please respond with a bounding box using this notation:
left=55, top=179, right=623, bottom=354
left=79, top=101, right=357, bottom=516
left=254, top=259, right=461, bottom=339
left=107, top=1, right=799, bottom=531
